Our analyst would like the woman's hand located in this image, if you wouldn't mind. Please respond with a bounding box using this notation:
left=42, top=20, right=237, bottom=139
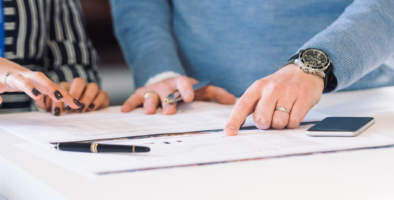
left=0, top=58, right=81, bottom=109
left=35, top=78, right=109, bottom=116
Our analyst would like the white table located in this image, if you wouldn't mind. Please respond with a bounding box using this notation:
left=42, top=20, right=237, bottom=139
left=2, top=87, right=394, bottom=200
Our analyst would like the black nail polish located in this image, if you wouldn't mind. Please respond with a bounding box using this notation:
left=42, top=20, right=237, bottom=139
left=32, top=88, right=41, bottom=96
left=73, top=99, right=82, bottom=107
left=43, top=95, right=47, bottom=106
left=65, top=105, right=71, bottom=110
left=89, top=103, right=95, bottom=109
left=78, top=103, right=85, bottom=112
left=54, top=107, right=60, bottom=116
left=54, top=90, right=63, bottom=100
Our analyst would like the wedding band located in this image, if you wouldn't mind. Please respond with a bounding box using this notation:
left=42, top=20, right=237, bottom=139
left=4, top=71, right=11, bottom=88
left=276, top=106, right=290, bottom=114
left=143, top=91, right=157, bottom=99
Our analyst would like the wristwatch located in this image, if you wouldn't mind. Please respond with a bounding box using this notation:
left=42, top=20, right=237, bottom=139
left=284, top=48, right=334, bottom=91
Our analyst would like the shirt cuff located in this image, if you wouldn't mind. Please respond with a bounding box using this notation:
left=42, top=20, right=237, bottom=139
left=145, top=71, right=182, bottom=86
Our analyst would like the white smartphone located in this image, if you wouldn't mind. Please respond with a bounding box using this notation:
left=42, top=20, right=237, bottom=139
left=306, top=117, right=375, bottom=137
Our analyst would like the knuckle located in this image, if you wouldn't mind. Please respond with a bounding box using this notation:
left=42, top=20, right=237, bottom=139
left=83, top=93, right=95, bottom=100
left=271, top=82, right=288, bottom=91
left=251, top=80, right=264, bottom=90
left=135, top=88, right=145, bottom=95
left=254, top=79, right=264, bottom=86
left=157, top=81, right=168, bottom=88
left=236, top=100, right=250, bottom=110
left=48, top=82, right=58, bottom=89
left=254, top=115, right=270, bottom=127
left=272, top=117, right=287, bottom=129
left=299, top=88, right=312, bottom=97
left=87, top=82, right=99, bottom=90
left=21, top=83, right=31, bottom=91
left=289, top=115, right=303, bottom=126
left=178, top=75, right=189, bottom=82
left=32, top=72, right=46, bottom=79
left=73, top=77, right=83, bottom=83
left=14, top=74, right=23, bottom=79
left=59, top=82, right=69, bottom=87
left=100, top=90, right=108, bottom=98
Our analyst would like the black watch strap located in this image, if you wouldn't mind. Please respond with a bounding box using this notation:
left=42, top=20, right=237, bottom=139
left=323, top=63, right=336, bottom=93
left=283, top=52, right=300, bottom=67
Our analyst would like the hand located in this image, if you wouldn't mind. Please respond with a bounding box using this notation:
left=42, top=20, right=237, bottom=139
left=224, top=64, right=324, bottom=136
left=0, top=58, right=81, bottom=109
left=122, top=76, right=236, bottom=115
left=35, top=78, right=110, bottom=116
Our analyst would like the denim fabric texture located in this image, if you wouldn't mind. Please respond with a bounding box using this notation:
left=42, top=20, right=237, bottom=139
left=111, top=0, right=394, bottom=97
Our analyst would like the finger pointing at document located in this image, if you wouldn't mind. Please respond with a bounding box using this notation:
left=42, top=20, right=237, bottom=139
left=224, top=64, right=324, bottom=136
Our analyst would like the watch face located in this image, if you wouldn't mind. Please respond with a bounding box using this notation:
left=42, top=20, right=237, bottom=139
left=301, top=49, right=328, bottom=69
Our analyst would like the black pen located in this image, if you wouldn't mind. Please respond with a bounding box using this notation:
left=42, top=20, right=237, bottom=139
left=165, top=79, right=212, bottom=104
left=55, top=142, right=150, bottom=153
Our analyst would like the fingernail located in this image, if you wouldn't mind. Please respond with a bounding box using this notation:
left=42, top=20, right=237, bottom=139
left=74, top=99, right=82, bottom=107
left=89, top=103, right=95, bottom=109
left=78, top=103, right=85, bottom=112
left=184, top=90, right=192, bottom=98
left=65, top=105, right=71, bottom=110
left=54, top=90, right=63, bottom=100
left=225, top=125, right=236, bottom=135
left=43, top=95, right=47, bottom=106
left=54, top=107, right=60, bottom=116
left=32, top=88, right=41, bottom=96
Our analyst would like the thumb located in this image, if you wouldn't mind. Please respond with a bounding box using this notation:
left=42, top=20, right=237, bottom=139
left=35, top=95, right=51, bottom=111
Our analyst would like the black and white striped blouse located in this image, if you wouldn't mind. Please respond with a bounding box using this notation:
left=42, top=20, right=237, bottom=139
left=1, top=0, right=99, bottom=113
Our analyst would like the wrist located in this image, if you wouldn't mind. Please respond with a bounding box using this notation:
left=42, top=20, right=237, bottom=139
left=145, top=71, right=182, bottom=86
left=284, top=64, right=324, bottom=92
left=285, top=48, right=333, bottom=92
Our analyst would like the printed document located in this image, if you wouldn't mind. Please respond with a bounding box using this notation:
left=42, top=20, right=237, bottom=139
left=0, top=101, right=326, bottom=146
left=15, top=125, right=394, bottom=178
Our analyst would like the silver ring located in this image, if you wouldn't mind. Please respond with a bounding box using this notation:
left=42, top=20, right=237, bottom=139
left=276, top=106, right=290, bottom=114
left=4, top=71, right=11, bottom=88
left=143, top=91, right=157, bottom=99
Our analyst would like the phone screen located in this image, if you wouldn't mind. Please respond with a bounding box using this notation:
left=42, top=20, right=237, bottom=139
left=308, top=117, right=374, bottom=132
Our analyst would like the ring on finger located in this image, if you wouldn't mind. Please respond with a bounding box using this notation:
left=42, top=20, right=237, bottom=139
left=143, top=91, right=157, bottom=99
left=3, top=71, right=11, bottom=88
left=276, top=106, right=291, bottom=114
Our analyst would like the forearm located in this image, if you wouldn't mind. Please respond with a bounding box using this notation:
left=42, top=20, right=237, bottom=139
left=300, top=0, right=394, bottom=92
left=110, top=0, right=186, bottom=88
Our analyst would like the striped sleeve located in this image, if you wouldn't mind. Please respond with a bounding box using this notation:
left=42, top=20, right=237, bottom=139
left=45, top=0, right=99, bottom=85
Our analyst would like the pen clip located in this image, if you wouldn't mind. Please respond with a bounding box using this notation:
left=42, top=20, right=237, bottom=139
left=165, top=90, right=182, bottom=104
left=164, top=80, right=212, bottom=104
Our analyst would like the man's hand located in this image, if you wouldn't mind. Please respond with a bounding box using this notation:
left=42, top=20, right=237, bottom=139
left=36, top=78, right=109, bottom=116
left=224, top=64, right=324, bottom=136
left=122, top=76, right=236, bottom=115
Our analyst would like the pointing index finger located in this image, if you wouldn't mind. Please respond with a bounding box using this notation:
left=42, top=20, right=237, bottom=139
left=224, top=88, right=260, bottom=136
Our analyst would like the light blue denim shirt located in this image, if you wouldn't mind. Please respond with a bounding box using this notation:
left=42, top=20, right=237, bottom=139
left=111, top=0, right=394, bottom=97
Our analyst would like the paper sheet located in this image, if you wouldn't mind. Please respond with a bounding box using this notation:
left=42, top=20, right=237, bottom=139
left=0, top=101, right=327, bottom=146
left=14, top=126, right=394, bottom=179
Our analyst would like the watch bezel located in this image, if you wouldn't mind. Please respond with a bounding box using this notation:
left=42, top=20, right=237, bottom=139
left=299, top=48, right=331, bottom=71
